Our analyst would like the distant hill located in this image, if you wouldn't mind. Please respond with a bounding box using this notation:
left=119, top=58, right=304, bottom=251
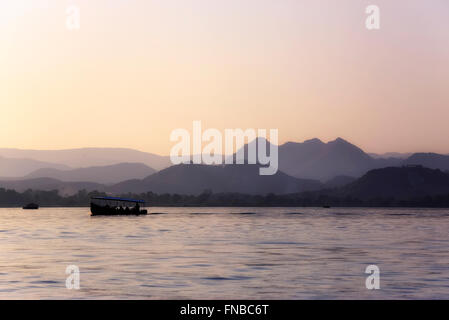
left=0, top=156, right=70, bottom=177
left=324, top=175, right=357, bottom=188
left=2, top=166, right=449, bottom=207
left=228, top=137, right=449, bottom=182
left=0, top=178, right=104, bottom=196
left=403, top=153, right=449, bottom=171
left=369, top=152, right=412, bottom=159
left=0, top=148, right=171, bottom=171
left=231, top=138, right=449, bottom=181
left=229, top=137, right=398, bottom=181
left=337, top=166, right=449, bottom=199
left=24, top=162, right=156, bottom=184
left=109, top=164, right=323, bottom=195
left=277, top=138, right=401, bottom=181
left=3, top=142, right=449, bottom=188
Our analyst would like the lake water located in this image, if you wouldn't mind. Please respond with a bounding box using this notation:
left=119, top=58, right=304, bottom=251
left=0, top=207, right=449, bottom=299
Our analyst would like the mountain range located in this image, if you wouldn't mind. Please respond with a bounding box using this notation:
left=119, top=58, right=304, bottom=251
left=403, top=153, right=449, bottom=171
left=0, top=156, right=69, bottom=177
left=0, top=148, right=171, bottom=171
left=2, top=166, right=449, bottom=205
left=331, top=165, right=449, bottom=200
left=277, top=138, right=404, bottom=180
left=0, top=177, right=104, bottom=196
left=369, top=152, right=413, bottom=159
left=22, top=162, right=155, bottom=185
left=1, top=139, right=449, bottom=197
left=109, top=164, right=323, bottom=195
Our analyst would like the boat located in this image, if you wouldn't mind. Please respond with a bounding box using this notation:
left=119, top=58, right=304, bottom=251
left=23, top=203, right=39, bottom=210
left=323, top=205, right=331, bottom=208
left=90, top=196, right=148, bottom=216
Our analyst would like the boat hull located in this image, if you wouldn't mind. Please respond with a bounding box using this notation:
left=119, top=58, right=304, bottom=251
left=23, top=203, right=39, bottom=210
left=90, top=203, right=147, bottom=216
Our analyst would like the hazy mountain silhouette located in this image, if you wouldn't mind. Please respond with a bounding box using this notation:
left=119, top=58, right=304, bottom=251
left=109, top=164, right=323, bottom=195
left=369, top=152, right=412, bottom=159
left=0, top=156, right=70, bottom=177
left=403, top=153, right=449, bottom=171
left=324, top=175, right=357, bottom=188
left=0, top=148, right=171, bottom=171
left=0, top=178, right=104, bottom=196
left=276, top=138, right=401, bottom=181
left=199, top=137, right=449, bottom=182
left=3, top=141, right=449, bottom=191
left=213, top=138, right=449, bottom=182
left=232, top=137, right=449, bottom=181
left=336, top=166, right=449, bottom=199
left=23, top=162, right=156, bottom=184
left=230, top=137, right=404, bottom=181
left=228, top=137, right=275, bottom=163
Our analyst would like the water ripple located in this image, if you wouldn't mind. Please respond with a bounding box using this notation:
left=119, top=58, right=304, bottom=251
left=0, top=207, right=449, bottom=299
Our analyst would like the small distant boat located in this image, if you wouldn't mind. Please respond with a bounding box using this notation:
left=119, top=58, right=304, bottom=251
left=90, top=196, right=148, bottom=216
left=323, top=205, right=331, bottom=208
left=23, top=203, right=39, bottom=210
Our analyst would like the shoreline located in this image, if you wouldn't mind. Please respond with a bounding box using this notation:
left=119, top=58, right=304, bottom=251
left=2, top=205, right=449, bottom=209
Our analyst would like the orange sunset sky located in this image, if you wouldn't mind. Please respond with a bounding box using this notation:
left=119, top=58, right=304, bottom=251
left=0, top=0, right=448, bottom=155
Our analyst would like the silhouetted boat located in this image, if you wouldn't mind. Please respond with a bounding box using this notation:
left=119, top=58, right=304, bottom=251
left=323, top=205, right=331, bottom=208
left=90, top=196, right=147, bottom=216
left=23, top=203, right=39, bottom=210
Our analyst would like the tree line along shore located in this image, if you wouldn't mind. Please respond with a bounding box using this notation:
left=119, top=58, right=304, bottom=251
left=1, top=188, right=449, bottom=208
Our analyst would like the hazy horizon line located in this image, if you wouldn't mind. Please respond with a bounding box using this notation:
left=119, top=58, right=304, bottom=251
left=1, top=136, right=448, bottom=157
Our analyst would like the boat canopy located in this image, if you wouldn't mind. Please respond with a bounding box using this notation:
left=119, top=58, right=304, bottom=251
left=91, top=196, right=145, bottom=204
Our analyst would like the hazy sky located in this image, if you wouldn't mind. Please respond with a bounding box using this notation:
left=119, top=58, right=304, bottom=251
left=1, top=0, right=448, bottom=155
